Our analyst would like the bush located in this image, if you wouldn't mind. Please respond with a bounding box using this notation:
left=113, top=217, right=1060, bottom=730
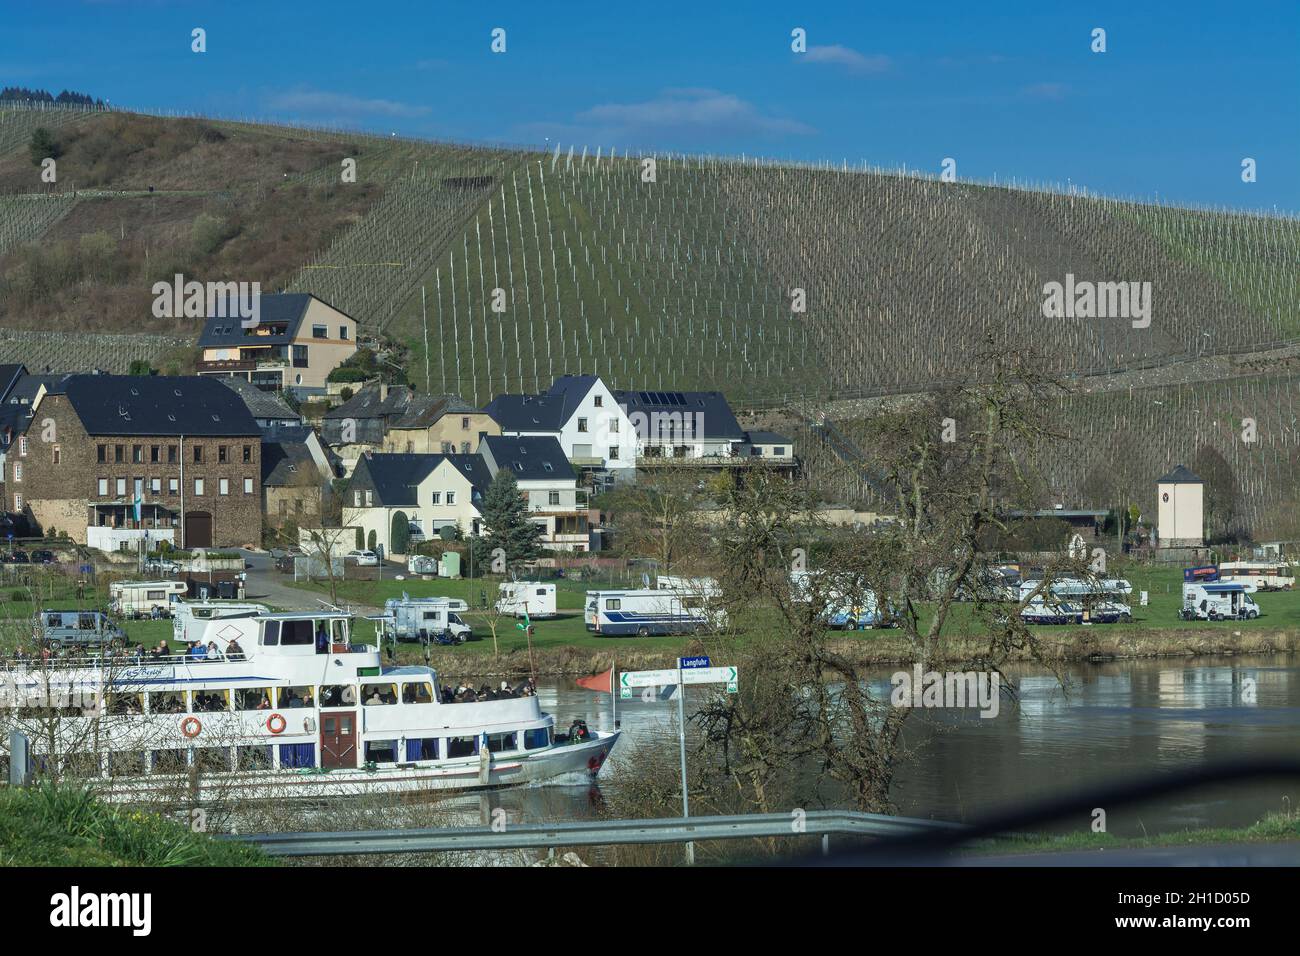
left=28, top=127, right=61, bottom=166
left=191, top=213, right=238, bottom=256
left=327, top=366, right=370, bottom=384
left=390, top=511, right=410, bottom=554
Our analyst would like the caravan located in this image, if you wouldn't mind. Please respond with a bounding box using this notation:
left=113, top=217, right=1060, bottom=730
left=1180, top=583, right=1260, bottom=621
left=585, top=588, right=722, bottom=637
left=1218, top=562, right=1293, bottom=591
left=376, top=594, right=473, bottom=644
left=109, top=580, right=188, bottom=619
left=495, top=582, right=558, bottom=619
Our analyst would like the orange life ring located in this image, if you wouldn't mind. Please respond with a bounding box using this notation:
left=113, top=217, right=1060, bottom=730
left=266, top=712, right=287, bottom=735
left=180, top=716, right=202, bottom=738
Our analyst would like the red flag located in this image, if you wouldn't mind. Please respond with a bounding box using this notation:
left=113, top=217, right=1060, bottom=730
left=576, top=667, right=613, bottom=694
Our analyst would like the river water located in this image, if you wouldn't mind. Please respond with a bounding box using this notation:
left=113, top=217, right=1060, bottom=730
left=454, top=653, right=1300, bottom=838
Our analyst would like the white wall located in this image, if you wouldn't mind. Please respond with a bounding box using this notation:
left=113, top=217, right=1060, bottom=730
left=556, top=379, right=635, bottom=474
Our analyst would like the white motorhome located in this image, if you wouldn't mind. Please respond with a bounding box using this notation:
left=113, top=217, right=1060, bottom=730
left=1180, top=583, right=1260, bottom=621
left=585, top=588, right=724, bottom=636
left=495, top=581, right=558, bottom=619
left=376, top=594, right=472, bottom=643
left=109, top=580, right=188, bottom=619
left=172, top=600, right=271, bottom=646
left=1218, top=562, right=1294, bottom=591
left=1018, top=577, right=1133, bottom=623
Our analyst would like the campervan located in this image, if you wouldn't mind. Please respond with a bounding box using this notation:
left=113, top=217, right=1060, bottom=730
left=585, top=588, right=723, bottom=636
left=495, top=581, right=558, bottom=619
left=36, top=610, right=126, bottom=650
left=172, top=600, right=271, bottom=646
left=1218, top=562, right=1294, bottom=591
left=1019, top=577, right=1133, bottom=623
left=378, top=594, right=472, bottom=643
left=109, top=580, right=188, bottom=619
left=1180, top=583, right=1260, bottom=621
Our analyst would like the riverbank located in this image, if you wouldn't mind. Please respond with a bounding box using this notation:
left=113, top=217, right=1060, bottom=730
left=408, top=624, right=1300, bottom=678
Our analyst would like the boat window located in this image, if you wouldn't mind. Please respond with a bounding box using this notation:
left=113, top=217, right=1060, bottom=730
left=331, top=618, right=348, bottom=644
left=151, top=748, right=189, bottom=774
left=107, top=693, right=144, bottom=716
left=194, top=690, right=230, bottom=712
left=109, top=752, right=145, bottom=777
left=238, top=745, right=273, bottom=771
left=405, top=738, right=439, bottom=760
left=277, top=686, right=316, bottom=709
left=262, top=620, right=280, bottom=646
left=524, top=727, right=550, bottom=750
left=278, top=743, right=315, bottom=769
left=319, top=684, right=357, bottom=707
left=364, top=739, right=399, bottom=764
left=281, top=620, right=315, bottom=646
left=195, top=747, right=232, bottom=772
left=235, top=687, right=273, bottom=711
left=402, top=682, right=434, bottom=704
left=148, top=691, right=186, bottom=714
left=486, top=731, right=518, bottom=753
left=446, top=735, right=478, bottom=757
left=361, top=683, right=398, bottom=706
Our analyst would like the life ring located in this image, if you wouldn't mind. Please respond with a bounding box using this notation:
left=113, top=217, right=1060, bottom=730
left=266, top=713, right=287, bottom=735
left=180, top=716, right=202, bottom=738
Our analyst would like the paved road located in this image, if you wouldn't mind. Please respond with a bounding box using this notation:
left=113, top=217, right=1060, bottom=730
left=236, top=548, right=383, bottom=614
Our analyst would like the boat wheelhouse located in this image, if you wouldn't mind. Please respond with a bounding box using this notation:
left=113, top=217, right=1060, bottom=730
left=2, top=609, right=618, bottom=801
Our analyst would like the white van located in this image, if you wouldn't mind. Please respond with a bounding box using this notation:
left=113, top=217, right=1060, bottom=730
left=109, top=580, right=188, bottom=619
left=172, top=600, right=270, bottom=645
left=1180, top=583, right=1260, bottom=621
left=495, top=581, right=558, bottom=619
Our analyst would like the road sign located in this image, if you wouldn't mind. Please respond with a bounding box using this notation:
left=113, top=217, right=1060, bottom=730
left=681, top=666, right=737, bottom=686
left=620, top=666, right=738, bottom=688
left=679, top=656, right=710, bottom=669
left=620, top=669, right=680, bottom=688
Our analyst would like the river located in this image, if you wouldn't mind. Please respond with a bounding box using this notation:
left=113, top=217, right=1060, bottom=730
left=452, top=653, right=1300, bottom=838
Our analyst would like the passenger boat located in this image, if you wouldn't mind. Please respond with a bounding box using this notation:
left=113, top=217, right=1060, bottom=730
left=2, top=609, right=619, bottom=802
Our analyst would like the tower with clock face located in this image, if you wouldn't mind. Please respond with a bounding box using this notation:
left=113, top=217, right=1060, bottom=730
left=1156, top=465, right=1204, bottom=547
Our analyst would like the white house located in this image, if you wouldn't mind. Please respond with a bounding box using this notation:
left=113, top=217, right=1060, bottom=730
left=484, top=375, right=634, bottom=485
left=346, top=453, right=493, bottom=556
left=1157, top=464, right=1205, bottom=548
left=479, top=435, right=590, bottom=551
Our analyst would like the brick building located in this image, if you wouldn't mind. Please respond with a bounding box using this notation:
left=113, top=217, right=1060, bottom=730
left=13, top=375, right=262, bottom=549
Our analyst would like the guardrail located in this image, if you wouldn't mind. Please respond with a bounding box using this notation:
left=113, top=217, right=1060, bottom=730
left=221, top=809, right=966, bottom=858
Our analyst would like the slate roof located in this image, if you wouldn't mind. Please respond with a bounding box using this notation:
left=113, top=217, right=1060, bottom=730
left=321, top=385, right=479, bottom=441
left=613, top=389, right=744, bottom=441
left=484, top=375, right=600, bottom=433
left=262, top=439, right=320, bottom=487
left=351, top=453, right=493, bottom=507
left=58, top=375, right=260, bottom=437
left=196, top=293, right=328, bottom=347
left=1159, top=465, right=1203, bottom=484
left=217, top=376, right=301, bottom=423
left=481, top=435, right=572, bottom=481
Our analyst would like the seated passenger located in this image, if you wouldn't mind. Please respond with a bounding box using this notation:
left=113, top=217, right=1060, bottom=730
left=365, top=688, right=383, bottom=706
left=225, top=638, right=244, bottom=661
left=188, top=641, right=206, bottom=659
left=256, top=694, right=271, bottom=710
left=206, top=641, right=222, bottom=660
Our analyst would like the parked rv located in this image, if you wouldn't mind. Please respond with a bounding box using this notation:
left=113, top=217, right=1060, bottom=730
left=1180, top=583, right=1260, bottom=621
left=585, top=588, right=723, bottom=637
left=377, top=594, right=473, bottom=643
left=35, top=609, right=126, bottom=650
left=109, top=580, right=188, bottom=619
left=172, top=600, right=270, bottom=646
left=1020, top=598, right=1084, bottom=626
left=495, top=581, right=558, bottom=619
left=1217, top=562, right=1294, bottom=591
left=1018, top=577, right=1133, bottom=623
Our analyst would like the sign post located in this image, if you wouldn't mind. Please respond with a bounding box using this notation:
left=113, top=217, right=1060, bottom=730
left=619, top=659, right=738, bottom=866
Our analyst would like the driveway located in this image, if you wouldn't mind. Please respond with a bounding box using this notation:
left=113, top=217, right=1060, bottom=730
left=237, top=549, right=383, bottom=614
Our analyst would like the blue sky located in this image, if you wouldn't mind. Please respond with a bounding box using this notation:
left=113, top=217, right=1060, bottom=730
left=6, top=0, right=1298, bottom=209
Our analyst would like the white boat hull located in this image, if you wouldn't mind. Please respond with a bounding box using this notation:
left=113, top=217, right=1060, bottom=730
left=89, top=730, right=621, bottom=803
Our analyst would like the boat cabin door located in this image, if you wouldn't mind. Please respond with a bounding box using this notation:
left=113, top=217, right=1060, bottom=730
left=321, top=712, right=357, bottom=769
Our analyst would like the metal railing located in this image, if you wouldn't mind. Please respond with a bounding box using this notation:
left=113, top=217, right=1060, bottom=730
left=221, top=809, right=965, bottom=858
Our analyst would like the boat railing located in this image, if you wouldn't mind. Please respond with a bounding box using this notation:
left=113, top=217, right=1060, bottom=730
left=0, top=641, right=380, bottom=673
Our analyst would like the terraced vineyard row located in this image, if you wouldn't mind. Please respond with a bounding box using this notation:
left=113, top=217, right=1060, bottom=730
left=0, top=194, right=77, bottom=256
left=0, top=328, right=192, bottom=374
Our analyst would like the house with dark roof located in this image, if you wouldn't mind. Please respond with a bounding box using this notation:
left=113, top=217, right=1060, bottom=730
left=484, top=375, right=634, bottom=484
left=261, top=425, right=333, bottom=527
left=321, top=383, right=498, bottom=474
left=1157, top=464, right=1204, bottom=548
left=217, top=376, right=302, bottom=432
left=15, top=375, right=262, bottom=549
left=195, top=292, right=357, bottom=395
left=346, top=452, right=494, bottom=555
left=479, top=435, right=589, bottom=551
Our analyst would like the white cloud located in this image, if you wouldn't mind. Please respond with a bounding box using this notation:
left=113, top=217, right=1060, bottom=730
left=1021, top=82, right=1068, bottom=101
left=264, top=88, right=431, bottom=119
left=572, top=88, right=814, bottom=138
left=800, top=45, right=892, bottom=74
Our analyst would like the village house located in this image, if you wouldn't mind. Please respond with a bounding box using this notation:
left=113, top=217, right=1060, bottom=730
left=320, top=384, right=499, bottom=475
left=261, top=424, right=334, bottom=528
left=478, top=435, right=590, bottom=551
left=346, top=452, right=493, bottom=556
left=217, top=376, right=303, bottom=432
left=13, top=375, right=262, bottom=549
left=484, top=374, right=634, bottom=489
left=196, top=292, right=357, bottom=397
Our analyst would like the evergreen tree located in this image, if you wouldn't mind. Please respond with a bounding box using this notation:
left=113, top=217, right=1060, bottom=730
left=28, top=127, right=61, bottom=167
left=481, top=470, right=543, bottom=568
left=390, top=511, right=410, bottom=554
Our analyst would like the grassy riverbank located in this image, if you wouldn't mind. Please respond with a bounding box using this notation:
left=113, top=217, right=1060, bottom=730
left=0, top=783, right=270, bottom=867
left=969, top=811, right=1300, bottom=857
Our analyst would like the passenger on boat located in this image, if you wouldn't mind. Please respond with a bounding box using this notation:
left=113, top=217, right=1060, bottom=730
left=364, top=688, right=383, bottom=706
left=206, top=641, right=222, bottom=660
left=225, top=638, right=245, bottom=661
left=187, top=642, right=206, bottom=660
left=315, top=625, right=329, bottom=655
left=256, top=694, right=271, bottom=710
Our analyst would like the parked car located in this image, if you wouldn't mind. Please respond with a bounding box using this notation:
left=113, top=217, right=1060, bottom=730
left=4, top=550, right=30, bottom=564
left=36, top=609, right=126, bottom=650
left=144, top=557, right=181, bottom=575
left=344, top=549, right=379, bottom=566
left=29, top=550, right=55, bottom=565
left=275, top=552, right=299, bottom=574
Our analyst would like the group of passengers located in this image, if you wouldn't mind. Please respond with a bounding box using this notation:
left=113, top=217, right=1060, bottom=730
left=441, top=679, right=536, bottom=703
left=193, top=692, right=226, bottom=712
left=181, top=638, right=244, bottom=662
